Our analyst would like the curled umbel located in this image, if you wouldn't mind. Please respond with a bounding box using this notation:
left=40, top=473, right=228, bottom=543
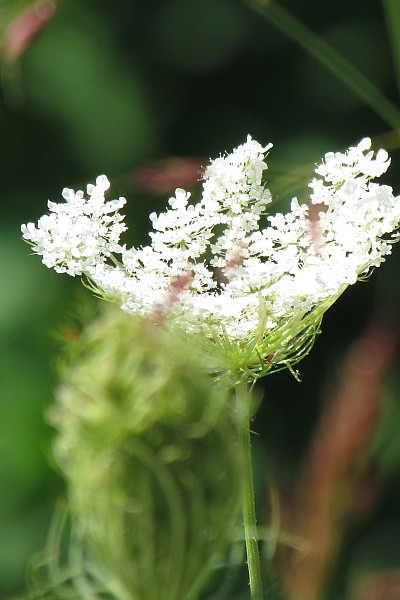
left=49, top=307, right=243, bottom=600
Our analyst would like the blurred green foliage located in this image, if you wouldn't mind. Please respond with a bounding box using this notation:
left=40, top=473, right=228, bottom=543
left=1, top=1, right=400, bottom=598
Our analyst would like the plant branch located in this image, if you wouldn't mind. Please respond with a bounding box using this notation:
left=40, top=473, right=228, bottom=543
left=245, top=0, right=400, bottom=130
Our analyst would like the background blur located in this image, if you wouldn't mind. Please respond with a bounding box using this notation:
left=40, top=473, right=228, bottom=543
left=1, top=1, right=400, bottom=598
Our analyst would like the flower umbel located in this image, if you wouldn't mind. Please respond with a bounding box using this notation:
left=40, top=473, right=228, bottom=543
left=21, top=175, right=127, bottom=276
left=22, top=136, right=400, bottom=381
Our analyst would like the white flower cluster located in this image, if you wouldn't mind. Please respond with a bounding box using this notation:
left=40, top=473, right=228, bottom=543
left=21, top=175, right=126, bottom=276
left=22, top=136, right=400, bottom=378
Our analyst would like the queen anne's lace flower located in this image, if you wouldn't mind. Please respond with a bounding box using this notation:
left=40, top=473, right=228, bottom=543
left=22, top=136, right=400, bottom=381
left=21, top=175, right=127, bottom=276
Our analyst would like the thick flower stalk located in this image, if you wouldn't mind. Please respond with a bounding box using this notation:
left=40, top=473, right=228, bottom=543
left=22, top=136, right=400, bottom=382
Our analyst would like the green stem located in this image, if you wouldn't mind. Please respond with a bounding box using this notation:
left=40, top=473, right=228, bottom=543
left=236, top=381, right=264, bottom=600
left=382, top=0, right=400, bottom=98
left=245, top=0, right=400, bottom=130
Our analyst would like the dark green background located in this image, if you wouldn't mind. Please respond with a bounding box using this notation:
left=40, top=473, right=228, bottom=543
left=1, top=1, right=400, bottom=597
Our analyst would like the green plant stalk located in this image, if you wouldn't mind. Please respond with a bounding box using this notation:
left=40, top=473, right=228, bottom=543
left=236, top=381, right=264, bottom=600
left=246, top=0, right=400, bottom=130
left=382, top=0, right=400, bottom=98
